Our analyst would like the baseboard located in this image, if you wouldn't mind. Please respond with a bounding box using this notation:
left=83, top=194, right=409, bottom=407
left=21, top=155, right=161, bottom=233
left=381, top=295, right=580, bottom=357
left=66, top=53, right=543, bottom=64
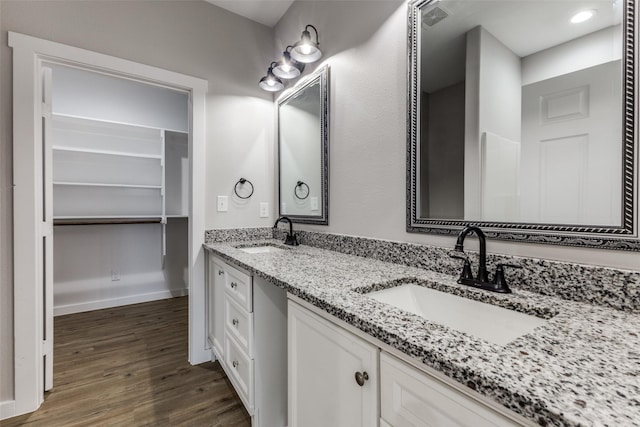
left=54, top=288, right=188, bottom=316
left=0, top=400, right=16, bottom=420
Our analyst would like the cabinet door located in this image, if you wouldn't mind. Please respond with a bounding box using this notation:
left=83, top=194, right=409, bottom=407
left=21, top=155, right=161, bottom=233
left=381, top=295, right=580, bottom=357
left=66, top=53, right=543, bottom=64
left=288, top=301, right=378, bottom=427
left=380, top=353, right=518, bottom=427
left=208, top=256, right=226, bottom=359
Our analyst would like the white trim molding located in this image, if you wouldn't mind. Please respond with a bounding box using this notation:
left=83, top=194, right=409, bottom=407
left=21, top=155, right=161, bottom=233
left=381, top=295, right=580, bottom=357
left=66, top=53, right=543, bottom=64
left=0, top=400, right=16, bottom=420
left=8, top=31, right=208, bottom=418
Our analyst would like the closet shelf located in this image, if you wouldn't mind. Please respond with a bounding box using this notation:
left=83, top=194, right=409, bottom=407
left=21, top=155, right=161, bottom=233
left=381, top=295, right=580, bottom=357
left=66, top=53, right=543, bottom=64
left=52, top=145, right=162, bottom=160
left=53, top=181, right=162, bottom=190
left=51, top=114, right=188, bottom=225
left=52, top=112, right=186, bottom=134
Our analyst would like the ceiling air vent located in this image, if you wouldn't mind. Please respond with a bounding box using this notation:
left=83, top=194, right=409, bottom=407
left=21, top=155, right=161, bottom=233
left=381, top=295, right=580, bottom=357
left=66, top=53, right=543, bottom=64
left=422, top=6, right=449, bottom=27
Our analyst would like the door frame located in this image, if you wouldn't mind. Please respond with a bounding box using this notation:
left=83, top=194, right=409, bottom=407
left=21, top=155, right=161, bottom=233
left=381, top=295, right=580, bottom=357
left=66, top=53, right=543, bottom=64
left=8, top=32, right=209, bottom=418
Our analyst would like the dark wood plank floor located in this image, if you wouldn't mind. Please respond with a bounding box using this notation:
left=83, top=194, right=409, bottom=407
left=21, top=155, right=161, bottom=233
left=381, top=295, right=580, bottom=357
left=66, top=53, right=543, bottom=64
left=3, top=297, right=251, bottom=426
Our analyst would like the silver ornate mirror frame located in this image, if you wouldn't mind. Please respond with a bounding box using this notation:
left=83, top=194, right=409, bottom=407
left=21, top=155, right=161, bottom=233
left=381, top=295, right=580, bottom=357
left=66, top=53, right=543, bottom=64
left=407, top=0, right=639, bottom=251
left=277, top=65, right=329, bottom=225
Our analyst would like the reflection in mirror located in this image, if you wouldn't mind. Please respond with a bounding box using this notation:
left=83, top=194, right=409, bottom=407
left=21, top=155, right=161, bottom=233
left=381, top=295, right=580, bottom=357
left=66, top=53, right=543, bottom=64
left=408, top=0, right=638, bottom=250
left=278, top=65, right=329, bottom=224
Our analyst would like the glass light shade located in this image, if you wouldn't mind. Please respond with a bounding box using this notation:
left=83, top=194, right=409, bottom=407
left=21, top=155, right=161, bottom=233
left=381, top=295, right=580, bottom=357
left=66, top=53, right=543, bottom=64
left=273, top=52, right=302, bottom=79
left=259, top=71, right=284, bottom=92
left=290, top=31, right=322, bottom=63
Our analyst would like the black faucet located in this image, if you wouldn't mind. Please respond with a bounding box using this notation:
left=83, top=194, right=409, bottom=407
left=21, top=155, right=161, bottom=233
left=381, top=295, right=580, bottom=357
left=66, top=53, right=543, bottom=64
left=450, top=226, right=519, bottom=293
left=273, top=216, right=299, bottom=246
left=455, top=226, right=490, bottom=284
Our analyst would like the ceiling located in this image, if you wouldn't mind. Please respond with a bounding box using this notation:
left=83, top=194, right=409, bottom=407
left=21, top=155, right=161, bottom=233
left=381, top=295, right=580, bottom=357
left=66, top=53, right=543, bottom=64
left=204, top=0, right=295, bottom=27
left=421, top=0, right=623, bottom=92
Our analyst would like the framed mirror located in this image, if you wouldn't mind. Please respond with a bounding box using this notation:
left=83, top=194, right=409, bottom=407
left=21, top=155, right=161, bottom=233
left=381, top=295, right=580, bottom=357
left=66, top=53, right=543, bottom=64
left=407, top=0, right=638, bottom=250
left=277, top=65, right=329, bottom=225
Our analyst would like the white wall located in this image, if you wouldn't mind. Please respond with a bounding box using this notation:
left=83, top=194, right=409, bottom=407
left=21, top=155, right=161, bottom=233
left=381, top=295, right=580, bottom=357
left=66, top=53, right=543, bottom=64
left=1, top=0, right=274, bottom=403
left=273, top=1, right=639, bottom=271
left=274, top=0, right=408, bottom=240
left=470, top=27, right=522, bottom=221
left=522, top=25, right=622, bottom=86
left=53, top=224, right=185, bottom=315
left=51, top=65, right=189, bottom=132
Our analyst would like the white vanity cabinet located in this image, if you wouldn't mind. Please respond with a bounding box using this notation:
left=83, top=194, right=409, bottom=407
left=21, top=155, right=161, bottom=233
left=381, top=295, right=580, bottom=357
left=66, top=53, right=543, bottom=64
left=288, top=298, right=532, bottom=427
left=205, top=253, right=287, bottom=427
left=288, top=300, right=379, bottom=427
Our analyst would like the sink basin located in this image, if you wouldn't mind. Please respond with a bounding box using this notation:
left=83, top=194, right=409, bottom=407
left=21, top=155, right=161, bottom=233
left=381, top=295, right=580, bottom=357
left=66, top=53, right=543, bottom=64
left=238, top=245, right=288, bottom=254
left=367, top=284, right=547, bottom=346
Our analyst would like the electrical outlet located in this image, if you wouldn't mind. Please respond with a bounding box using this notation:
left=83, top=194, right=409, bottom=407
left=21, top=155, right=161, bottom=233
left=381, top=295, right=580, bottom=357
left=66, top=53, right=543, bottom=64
left=310, top=197, right=319, bottom=211
left=259, top=202, right=269, bottom=218
left=217, top=196, right=228, bottom=212
left=281, top=202, right=287, bottom=214
left=111, top=270, right=120, bottom=281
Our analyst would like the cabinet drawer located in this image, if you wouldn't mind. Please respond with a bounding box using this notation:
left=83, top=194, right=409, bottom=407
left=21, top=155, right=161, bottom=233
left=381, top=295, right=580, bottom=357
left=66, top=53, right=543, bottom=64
left=225, top=295, right=254, bottom=357
left=225, top=264, right=252, bottom=311
left=225, top=333, right=254, bottom=412
left=380, top=353, right=517, bottom=427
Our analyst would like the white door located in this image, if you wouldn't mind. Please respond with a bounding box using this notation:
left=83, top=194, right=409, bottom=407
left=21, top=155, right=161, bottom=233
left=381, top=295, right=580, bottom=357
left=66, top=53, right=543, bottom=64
left=520, top=60, right=622, bottom=225
left=41, top=66, right=55, bottom=391
left=288, top=301, right=378, bottom=427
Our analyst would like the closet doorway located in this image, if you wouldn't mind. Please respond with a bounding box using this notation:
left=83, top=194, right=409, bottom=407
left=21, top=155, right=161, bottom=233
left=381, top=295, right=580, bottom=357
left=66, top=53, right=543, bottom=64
left=50, top=64, right=190, bottom=316
left=10, top=32, right=209, bottom=418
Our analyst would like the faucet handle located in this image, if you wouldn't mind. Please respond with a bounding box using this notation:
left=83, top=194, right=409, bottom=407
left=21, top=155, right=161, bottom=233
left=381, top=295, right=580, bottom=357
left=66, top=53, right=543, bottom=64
left=495, top=262, right=522, bottom=272
left=490, top=263, right=522, bottom=293
left=449, top=252, right=473, bottom=282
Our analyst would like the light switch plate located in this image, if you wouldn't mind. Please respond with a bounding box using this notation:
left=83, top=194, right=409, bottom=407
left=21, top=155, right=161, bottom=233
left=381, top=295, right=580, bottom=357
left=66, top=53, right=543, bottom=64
left=310, top=197, right=319, bottom=211
left=281, top=202, right=287, bottom=214
left=259, top=202, right=269, bottom=218
left=217, top=196, right=228, bottom=212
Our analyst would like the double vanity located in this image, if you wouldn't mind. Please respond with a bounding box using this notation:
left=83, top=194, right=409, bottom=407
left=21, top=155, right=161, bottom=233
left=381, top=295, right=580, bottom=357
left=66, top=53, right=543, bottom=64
left=204, top=232, right=640, bottom=427
left=203, top=0, right=640, bottom=425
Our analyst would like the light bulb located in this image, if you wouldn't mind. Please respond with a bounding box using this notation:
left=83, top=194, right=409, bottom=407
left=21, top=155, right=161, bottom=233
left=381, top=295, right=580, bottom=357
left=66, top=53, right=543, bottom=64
left=301, top=44, right=312, bottom=54
left=570, top=10, right=596, bottom=23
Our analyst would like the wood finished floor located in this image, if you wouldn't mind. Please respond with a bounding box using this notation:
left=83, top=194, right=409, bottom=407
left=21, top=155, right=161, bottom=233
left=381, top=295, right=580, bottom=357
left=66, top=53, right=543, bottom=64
left=3, top=297, right=251, bottom=427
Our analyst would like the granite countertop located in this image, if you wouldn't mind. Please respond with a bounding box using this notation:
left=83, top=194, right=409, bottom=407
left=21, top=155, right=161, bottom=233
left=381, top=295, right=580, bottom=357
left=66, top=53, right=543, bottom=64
left=204, top=239, right=640, bottom=427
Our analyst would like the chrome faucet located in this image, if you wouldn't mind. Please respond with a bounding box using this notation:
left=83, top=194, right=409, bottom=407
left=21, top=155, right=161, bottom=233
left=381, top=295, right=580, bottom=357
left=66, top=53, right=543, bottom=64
left=450, top=226, right=519, bottom=293
left=273, top=216, right=299, bottom=246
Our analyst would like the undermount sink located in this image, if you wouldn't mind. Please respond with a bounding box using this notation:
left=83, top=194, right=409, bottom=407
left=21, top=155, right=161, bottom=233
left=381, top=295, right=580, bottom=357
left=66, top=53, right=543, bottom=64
left=367, top=283, right=548, bottom=346
left=238, top=245, right=288, bottom=254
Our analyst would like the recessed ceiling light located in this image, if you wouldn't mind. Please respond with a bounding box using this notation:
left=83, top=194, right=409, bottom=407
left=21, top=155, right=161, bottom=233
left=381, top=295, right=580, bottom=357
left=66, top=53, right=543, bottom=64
left=570, top=10, right=596, bottom=24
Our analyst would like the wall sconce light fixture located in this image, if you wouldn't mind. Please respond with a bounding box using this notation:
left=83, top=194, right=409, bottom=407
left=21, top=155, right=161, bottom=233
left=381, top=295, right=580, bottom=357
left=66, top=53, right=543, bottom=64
left=291, top=25, right=322, bottom=63
left=273, top=46, right=305, bottom=79
left=259, top=62, right=285, bottom=92
left=259, top=25, right=321, bottom=92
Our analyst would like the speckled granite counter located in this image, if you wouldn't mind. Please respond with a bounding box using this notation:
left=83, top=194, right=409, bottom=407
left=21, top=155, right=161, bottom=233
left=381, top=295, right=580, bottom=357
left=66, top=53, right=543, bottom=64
left=204, top=239, right=640, bottom=427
